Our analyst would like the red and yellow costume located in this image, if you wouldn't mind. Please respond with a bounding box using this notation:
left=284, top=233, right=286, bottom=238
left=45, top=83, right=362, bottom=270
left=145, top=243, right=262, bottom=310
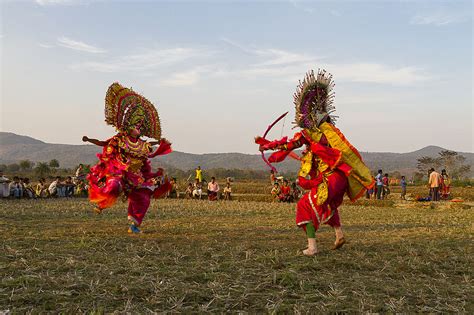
left=256, top=70, right=374, bottom=236
left=86, top=83, right=172, bottom=229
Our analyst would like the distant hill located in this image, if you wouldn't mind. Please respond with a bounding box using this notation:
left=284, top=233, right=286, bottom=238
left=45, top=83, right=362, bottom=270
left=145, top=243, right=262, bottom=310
left=1, top=132, right=472, bottom=177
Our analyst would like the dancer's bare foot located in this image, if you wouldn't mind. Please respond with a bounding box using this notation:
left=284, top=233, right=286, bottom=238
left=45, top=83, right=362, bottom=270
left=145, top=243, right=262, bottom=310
left=303, top=238, right=318, bottom=256
left=332, top=237, right=346, bottom=250
left=93, top=206, right=102, bottom=215
left=303, top=247, right=319, bottom=256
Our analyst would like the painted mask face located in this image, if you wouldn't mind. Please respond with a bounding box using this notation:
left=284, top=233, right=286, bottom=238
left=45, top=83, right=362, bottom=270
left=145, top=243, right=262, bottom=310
left=129, top=126, right=141, bottom=138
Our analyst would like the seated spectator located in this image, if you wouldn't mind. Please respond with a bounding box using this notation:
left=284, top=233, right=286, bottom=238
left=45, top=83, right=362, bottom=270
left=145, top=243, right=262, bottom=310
left=0, top=171, right=11, bottom=198
left=167, top=177, right=179, bottom=199
left=64, top=176, right=76, bottom=197
left=271, top=182, right=281, bottom=202
left=36, top=178, right=49, bottom=198
left=9, top=176, right=23, bottom=198
left=291, top=182, right=302, bottom=201
left=192, top=179, right=203, bottom=199
left=48, top=176, right=61, bottom=197
left=207, top=177, right=220, bottom=201
left=185, top=183, right=193, bottom=199
left=223, top=182, right=232, bottom=200
left=23, top=178, right=36, bottom=199
left=75, top=180, right=88, bottom=197
left=279, top=179, right=291, bottom=202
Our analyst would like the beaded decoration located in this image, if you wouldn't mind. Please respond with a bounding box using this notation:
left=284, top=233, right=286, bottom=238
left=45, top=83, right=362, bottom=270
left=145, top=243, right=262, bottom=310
left=105, top=82, right=161, bottom=140
left=294, top=69, right=337, bottom=130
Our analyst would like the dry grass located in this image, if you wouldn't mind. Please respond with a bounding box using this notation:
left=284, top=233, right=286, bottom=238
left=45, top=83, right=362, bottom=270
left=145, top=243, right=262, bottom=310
left=1, top=196, right=473, bottom=313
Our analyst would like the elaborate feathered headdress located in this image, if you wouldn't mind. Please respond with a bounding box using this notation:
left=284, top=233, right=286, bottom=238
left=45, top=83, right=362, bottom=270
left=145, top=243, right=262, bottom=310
left=294, top=69, right=336, bottom=129
left=105, top=82, right=161, bottom=140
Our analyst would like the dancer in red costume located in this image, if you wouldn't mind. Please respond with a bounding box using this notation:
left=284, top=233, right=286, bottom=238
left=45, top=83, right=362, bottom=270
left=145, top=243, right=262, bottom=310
left=256, top=70, right=374, bottom=255
left=83, top=83, right=172, bottom=233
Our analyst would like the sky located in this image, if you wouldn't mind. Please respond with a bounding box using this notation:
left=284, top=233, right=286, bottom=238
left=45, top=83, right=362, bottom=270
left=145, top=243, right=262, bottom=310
left=0, top=0, right=472, bottom=154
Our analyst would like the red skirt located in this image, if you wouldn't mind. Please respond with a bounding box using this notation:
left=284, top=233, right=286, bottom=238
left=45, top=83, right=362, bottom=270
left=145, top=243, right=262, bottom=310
left=296, top=170, right=347, bottom=232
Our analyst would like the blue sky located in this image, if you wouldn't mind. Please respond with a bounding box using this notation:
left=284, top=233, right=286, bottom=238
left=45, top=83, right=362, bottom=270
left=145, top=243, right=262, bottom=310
left=1, top=0, right=472, bottom=154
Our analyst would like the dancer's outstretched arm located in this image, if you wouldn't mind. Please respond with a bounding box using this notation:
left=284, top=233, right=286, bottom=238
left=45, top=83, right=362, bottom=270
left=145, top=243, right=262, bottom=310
left=82, top=136, right=108, bottom=147
left=256, top=132, right=307, bottom=152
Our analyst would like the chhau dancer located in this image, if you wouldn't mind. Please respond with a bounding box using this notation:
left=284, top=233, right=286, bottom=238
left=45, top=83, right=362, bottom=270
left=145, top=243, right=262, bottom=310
left=83, top=83, right=172, bottom=233
left=256, top=70, right=374, bottom=255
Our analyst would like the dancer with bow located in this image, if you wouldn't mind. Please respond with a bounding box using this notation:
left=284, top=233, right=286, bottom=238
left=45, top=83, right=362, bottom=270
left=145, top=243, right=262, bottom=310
left=83, top=83, right=172, bottom=234
left=255, top=70, right=374, bottom=255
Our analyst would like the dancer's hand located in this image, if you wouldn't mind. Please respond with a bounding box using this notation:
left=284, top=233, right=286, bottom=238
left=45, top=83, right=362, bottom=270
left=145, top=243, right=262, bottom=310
left=82, top=136, right=89, bottom=142
left=161, top=138, right=171, bottom=146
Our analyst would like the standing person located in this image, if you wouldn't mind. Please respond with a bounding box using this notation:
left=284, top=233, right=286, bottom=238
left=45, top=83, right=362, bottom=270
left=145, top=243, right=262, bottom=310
left=428, top=168, right=441, bottom=201
left=83, top=82, right=173, bottom=233
left=255, top=69, right=373, bottom=255
left=223, top=182, right=232, bottom=200
left=440, top=169, right=451, bottom=200
left=269, top=170, right=277, bottom=185
left=375, top=170, right=384, bottom=200
left=0, top=171, right=11, bottom=198
left=195, top=166, right=203, bottom=183
left=400, top=176, right=407, bottom=200
left=9, top=176, right=23, bottom=198
left=207, top=177, right=220, bottom=201
left=75, top=164, right=86, bottom=182
left=382, top=173, right=390, bottom=199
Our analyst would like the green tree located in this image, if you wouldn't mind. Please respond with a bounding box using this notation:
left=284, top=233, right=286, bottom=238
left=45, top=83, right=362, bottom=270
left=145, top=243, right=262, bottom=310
left=436, top=150, right=471, bottom=180
left=413, top=172, right=425, bottom=184
left=49, top=159, right=60, bottom=168
left=19, top=160, right=34, bottom=171
left=7, top=163, right=20, bottom=172
left=416, top=156, right=441, bottom=174
left=49, top=159, right=60, bottom=174
left=417, top=150, right=471, bottom=180
left=35, top=162, right=51, bottom=178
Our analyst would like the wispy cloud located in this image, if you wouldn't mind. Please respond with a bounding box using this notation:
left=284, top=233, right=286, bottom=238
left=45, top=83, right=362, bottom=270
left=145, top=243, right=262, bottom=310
left=239, top=62, right=431, bottom=85
left=330, top=63, right=431, bottom=85
left=411, top=11, right=469, bottom=26
left=35, top=0, right=79, bottom=5
left=161, top=69, right=201, bottom=87
left=57, top=36, right=106, bottom=54
left=330, top=9, right=342, bottom=17
left=220, top=37, right=322, bottom=67
left=254, top=49, right=318, bottom=66
left=220, top=38, right=429, bottom=85
left=70, top=47, right=210, bottom=72
left=289, top=0, right=314, bottom=14
left=38, top=43, right=54, bottom=48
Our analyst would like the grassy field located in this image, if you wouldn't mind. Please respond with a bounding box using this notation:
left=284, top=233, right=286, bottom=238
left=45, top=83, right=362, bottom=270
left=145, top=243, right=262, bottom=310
left=1, top=196, right=473, bottom=313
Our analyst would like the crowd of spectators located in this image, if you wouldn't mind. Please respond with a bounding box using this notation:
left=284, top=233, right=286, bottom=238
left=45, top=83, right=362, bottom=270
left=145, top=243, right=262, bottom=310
left=1, top=163, right=454, bottom=203
left=0, top=170, right=88, bottom=199
left=269, top=173, right=303, bottom=203
left=165, top=166, right=233, bottom=201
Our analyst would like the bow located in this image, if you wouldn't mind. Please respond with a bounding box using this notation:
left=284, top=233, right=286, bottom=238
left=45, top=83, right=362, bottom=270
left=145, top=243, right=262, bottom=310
left=259, top=111, right=288, bottom=173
